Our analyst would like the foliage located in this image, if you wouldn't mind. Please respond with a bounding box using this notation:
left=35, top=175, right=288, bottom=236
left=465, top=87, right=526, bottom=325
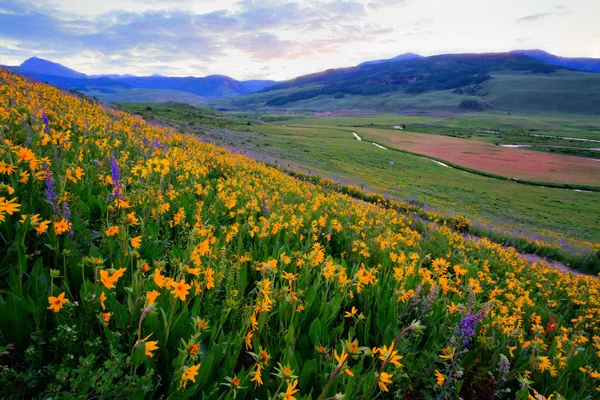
left=1, top=69, right=600, bottom=399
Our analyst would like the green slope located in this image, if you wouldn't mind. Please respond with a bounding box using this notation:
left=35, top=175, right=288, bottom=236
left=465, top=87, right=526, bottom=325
left=85, top=87, right=206, bottom=105
left=210, top=54, right=600, bottom=114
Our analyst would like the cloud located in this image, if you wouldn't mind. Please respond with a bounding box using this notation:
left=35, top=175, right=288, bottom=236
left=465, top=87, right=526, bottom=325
left=517, top=6, right=571, bottom=24
left=517, top=12, right=552, bottom=23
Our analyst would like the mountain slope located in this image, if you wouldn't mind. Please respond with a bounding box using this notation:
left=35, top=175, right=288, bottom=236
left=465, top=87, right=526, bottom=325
left=359, top=52, right=423, bottom=66
left=116, top=75, right=250, bottom=98
left=211, top=53, right=600, bottom=114
left=512, top=50, right=600, bottom=72
left=12, top=57, right=88, bottom=79
left=2, top=57, right=258, bottom=101
left=241, top=79, right=278, bottom=92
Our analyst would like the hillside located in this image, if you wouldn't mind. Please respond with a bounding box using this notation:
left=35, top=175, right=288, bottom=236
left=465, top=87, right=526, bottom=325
left=512, top=49, right=600, bottom=72
left=2, top=68, right=600, bottom=399
left=212, top=53, right=600, bottom=114
left=14, top=56, right=87, bottom=78
left=2, top=57, right=273, bottom=104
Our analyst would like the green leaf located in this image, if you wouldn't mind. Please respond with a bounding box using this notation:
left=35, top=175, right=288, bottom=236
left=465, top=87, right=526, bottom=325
left=299, top=359, right=318, bottom=390
left=132, top=342, right=147, bottom=365
left=308, top=318, right=322, bottom=345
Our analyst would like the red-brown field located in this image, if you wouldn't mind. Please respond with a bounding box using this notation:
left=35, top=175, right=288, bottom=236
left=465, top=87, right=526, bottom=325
left=356, top=128, right=600, bottom=186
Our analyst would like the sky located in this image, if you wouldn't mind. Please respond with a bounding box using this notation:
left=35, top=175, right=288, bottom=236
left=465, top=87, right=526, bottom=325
left=1, top=0, right=599, bottom=80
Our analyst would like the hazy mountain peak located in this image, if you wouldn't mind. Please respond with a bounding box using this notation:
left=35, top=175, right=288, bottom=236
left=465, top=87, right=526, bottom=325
left=19, top=57, right=87, bottom=79
left=511, top=49, right=600, bottom=72
left=359, top=52, right=423, bottom=67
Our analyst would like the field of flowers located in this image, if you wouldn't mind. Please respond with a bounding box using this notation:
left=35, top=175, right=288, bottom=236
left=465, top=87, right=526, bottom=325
left=1, top=68, right=600, bottom=399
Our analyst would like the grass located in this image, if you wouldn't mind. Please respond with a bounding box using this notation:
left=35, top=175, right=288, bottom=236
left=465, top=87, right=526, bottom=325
left=4, top=67, right=600, bottom=400
left=118, top=102, right=600, bottom=250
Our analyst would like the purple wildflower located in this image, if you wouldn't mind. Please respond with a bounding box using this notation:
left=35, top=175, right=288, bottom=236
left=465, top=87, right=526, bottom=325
left=42, top=112, right=50, bottom=134
left=110, top=155, right=123, bottom=199
left=457, top=304, right=489, bottom=345
left=261, top=195, right=270, bottom=217
left=142, top=137, right=149, bottom=148
left=43, top=163, right=60, bottom=214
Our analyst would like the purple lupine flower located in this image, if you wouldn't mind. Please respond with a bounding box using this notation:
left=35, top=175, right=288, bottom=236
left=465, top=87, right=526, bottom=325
left=43, top=163, right=60, bottom=214
left=261, top=195, right=270, bottom=217
left=457, top=304, right=489, bottom=345
left=110, top=155, right=123, bottom=199
left=142, top=137, right=149, bottom=148
left=42, top=112, right=50, bottom=134
left=497, top=355, right=510, bottom=383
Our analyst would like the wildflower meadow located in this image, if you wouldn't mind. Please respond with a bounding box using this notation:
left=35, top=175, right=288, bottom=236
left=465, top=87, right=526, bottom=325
left=1, top=69, right=599, bottom=399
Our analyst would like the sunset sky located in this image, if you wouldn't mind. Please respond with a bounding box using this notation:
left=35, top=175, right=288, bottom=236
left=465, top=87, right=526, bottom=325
left=1, top=0, right=598, bottom=80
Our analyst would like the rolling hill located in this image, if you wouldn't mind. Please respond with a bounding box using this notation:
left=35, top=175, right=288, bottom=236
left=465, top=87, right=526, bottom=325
left=1, top=57, right=276, bottom=103
left=511, top=49, right=600, bottom=72
left=211, top=53, right=600, bottom=114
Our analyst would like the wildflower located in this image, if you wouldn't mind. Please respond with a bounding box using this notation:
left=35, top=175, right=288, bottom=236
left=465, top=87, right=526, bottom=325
left=171, top=279, right=191, bottom=301
left=100, top=268, right=126, bottom=289
left=125, top=212, right=139, bottom=225
left=110, top=155, right=123, bottom=198
left=53, top=218, right=71, bottom=235
left=259, top=349, right=270, bottom=364
left=284, top=379, right=300, bottom=400
left=35, top=220, right=51, bottom=235
left=377, top=344, right=403, bottom=368
left=189, top=344, right=199, bottom=357
left=43, top=162, right=59, bottom=213
left=377, top=372, right=393, bottom=392
left=145, top=340, right=159, bottom=357
left=105, top=226, right=120, bottom=236
left=537, top=356, right=551, bottom=373
left=0, top=161, right=16, bottom=175
left=47, top=292, right=69, bottom=312
left=146, top=290, right=160, bottom=305
left=333, top=349, right=353, bottom=376
left=136, top=333, right=159, bottom=357
left=130, top=235, right=142, bottom=249
left=153, top=268, right=166, bottom=288
left=17, top=146, right=36, bottom=162
left=251, top=363, right=263, bottom=387
left=100, top=292, right=107, bottom=310
left=435, top=370, right=445, bottom=387
left=344, top=306, right=358, bottom=318
left=0, top=197, right=21, bottom=215
left=101, top=312, right=112, bottom=327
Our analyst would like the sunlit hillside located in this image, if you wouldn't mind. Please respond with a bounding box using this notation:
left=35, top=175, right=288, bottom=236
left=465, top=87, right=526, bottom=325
left=1, top=69, right=600, bottom=399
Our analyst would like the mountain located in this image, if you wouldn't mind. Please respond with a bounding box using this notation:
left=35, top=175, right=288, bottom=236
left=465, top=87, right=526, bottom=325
left=1, top=57, right=264, bottom=102
left=13, top=57, right=88, bottom=79
left=115, top=75, right=250, bottom=98
left=511, top=50, right=600, bottom=72
left=211, top=52, right=600, bottom=115
left=359, top=52, right=423, bottom=66
left=241, top=80, right=278, bottom=92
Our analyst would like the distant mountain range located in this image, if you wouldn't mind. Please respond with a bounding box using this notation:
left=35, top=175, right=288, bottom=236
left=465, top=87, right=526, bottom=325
left=212, top=52, right=600, bottom=115
left=511, top=50, right=600, bottom=72
left=2, top=57, right=277, bottom=103
left=358, top=52, right=423, bottom=66
left=2, top=49, right=598, bottom=112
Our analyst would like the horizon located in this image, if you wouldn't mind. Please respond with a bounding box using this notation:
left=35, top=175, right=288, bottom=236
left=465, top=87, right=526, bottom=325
left=1, top=0, right=599, bottom=80
left=4, top=49, right=598, bottom=82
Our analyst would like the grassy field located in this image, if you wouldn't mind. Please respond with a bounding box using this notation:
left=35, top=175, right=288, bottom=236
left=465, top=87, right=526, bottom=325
left=118, top=103, right=600, bottom=248
left=4, top=68, right=600, bottom=400
left=211, top=70, right=600, bottom=115
left=346, top=127, right=600, bottom=186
